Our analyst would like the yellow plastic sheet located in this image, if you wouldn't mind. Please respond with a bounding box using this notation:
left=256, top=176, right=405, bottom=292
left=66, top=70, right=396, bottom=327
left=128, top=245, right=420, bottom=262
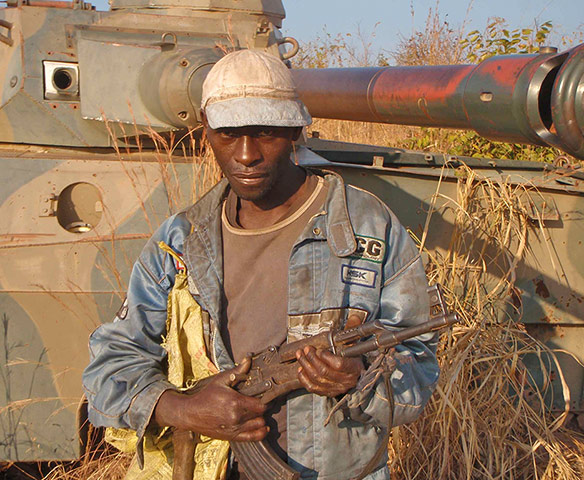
left=105, top=241, right=229, bottom=480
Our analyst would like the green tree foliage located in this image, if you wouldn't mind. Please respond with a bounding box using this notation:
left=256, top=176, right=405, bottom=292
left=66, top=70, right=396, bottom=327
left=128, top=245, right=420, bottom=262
left=395, top=14, right=565, bottom=162
left=391, top=5, right=465, bottom=66
left=407, top=129, right=558, bottom=163
left=461, top=18, right=553, bottom=63
left=293, top=30, right=353, bottom=68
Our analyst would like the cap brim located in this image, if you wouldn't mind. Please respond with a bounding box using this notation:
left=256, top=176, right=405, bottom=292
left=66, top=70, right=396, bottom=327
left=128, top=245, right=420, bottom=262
left=205, top=97, right=312, bottom=129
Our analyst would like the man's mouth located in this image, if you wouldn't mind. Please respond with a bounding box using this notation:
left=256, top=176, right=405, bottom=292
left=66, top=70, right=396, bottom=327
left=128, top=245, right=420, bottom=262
left=231, top=173, right=269, bottom=185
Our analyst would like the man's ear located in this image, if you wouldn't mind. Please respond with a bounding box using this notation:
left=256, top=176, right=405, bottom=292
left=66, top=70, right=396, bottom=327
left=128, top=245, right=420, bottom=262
left=200, top=110, right=209, bottom=130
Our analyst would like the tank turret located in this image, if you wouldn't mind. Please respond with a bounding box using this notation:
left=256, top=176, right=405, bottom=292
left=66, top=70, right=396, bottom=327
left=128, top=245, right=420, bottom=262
left=1, top=0, right=583, bottom=157
left=0, top=0, right=291, bottom=146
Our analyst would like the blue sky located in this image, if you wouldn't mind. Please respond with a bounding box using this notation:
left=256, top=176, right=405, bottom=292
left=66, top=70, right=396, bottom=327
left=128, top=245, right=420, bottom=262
left=88, top=0, right=583, bottom=52
left=285, top=0, right=582, bottom=48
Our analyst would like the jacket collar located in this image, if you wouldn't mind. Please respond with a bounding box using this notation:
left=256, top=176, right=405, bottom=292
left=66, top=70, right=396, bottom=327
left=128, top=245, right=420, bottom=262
left=185, top=177, right=230, bottom=229
left=318, top=170, right=357, bottom=257
left=184, top=168, right=357, bottom=258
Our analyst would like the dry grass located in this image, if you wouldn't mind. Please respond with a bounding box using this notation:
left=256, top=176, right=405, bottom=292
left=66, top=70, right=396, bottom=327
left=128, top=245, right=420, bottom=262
left=388, top=162, right=584, bottom=479
left=43, top=440, right=132, bottom=480
left=15, top=126, right=582, bottom=479
left=306, top=118, right=419, bottom=148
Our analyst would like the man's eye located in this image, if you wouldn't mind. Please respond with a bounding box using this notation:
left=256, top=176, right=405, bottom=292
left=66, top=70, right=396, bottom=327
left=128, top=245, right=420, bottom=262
left=218, top=130, right=239, bottom=138
left=254, top=129, right=276, bottom=138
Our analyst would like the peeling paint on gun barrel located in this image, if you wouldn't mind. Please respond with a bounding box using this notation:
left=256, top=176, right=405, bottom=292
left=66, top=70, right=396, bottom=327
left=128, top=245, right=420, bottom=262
left=292, top=44, right=584, bottom=159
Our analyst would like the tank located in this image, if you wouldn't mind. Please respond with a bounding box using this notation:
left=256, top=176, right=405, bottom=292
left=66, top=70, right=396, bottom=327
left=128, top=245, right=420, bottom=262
left=0, top=0, right=583, bottom=463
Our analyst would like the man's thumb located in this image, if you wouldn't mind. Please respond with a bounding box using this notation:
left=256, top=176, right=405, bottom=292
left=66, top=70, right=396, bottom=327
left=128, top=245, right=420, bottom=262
left=224, top=355, right=252, bottom=387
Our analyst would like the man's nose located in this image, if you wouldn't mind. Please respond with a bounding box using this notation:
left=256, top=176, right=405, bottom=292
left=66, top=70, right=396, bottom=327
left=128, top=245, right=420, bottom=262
left=233, top=136, right=261, bottom=166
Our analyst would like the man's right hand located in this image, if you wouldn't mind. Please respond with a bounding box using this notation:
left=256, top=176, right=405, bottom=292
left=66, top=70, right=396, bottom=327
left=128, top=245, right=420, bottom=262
left=153, top=357, right=268, bottom=442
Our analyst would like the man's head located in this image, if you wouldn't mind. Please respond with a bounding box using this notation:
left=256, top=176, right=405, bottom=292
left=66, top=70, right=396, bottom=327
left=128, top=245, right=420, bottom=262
left=201, top=49, right=312, bottom=130
left=201, top=50, right=312, bottom=204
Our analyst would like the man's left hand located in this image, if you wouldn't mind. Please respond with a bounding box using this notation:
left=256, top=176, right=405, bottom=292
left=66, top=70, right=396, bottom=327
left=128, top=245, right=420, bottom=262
left=296, top=346, right=364, bottom=397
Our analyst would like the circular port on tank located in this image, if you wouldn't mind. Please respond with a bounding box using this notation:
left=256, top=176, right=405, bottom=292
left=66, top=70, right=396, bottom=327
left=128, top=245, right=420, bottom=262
left=53, top=69, right=73, bottom=90
left=56, top=183, right=103, bottom=234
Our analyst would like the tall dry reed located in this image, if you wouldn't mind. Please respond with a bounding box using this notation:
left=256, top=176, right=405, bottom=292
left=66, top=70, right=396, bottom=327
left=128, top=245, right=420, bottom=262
left=24, top=111, right=583, bottom=480
left=32, top=130, right=222, bottom=480
left=388, top=162, right=584, bottom=479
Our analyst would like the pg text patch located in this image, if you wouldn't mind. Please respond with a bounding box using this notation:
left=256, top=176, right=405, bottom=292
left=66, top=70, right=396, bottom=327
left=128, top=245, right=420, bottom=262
left=351, top=235, right=386, bottom=263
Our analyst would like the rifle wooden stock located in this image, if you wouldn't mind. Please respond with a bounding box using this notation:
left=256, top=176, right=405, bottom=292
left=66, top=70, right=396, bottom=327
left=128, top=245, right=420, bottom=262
left=172, top=430, right=198, bottom=480
left=172, top=285, right=458, bottom=479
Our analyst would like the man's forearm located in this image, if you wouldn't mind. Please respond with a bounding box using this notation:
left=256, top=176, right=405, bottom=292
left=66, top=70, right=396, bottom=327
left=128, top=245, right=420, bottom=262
left=152, top=389, right=184, bottom=428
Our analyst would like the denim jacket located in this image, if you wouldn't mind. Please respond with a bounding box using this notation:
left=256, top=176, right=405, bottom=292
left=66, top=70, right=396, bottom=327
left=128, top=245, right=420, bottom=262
left=83, top=169, right=439, bottom=480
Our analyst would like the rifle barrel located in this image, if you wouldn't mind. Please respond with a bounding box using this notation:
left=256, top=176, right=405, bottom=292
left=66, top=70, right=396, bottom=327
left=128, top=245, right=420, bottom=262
left=339, top=313, right=459, bottom=357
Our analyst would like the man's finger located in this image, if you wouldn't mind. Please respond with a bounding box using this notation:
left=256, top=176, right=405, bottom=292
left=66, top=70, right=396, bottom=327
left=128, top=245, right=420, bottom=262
left=315, top=349, right=364, bottom=378
left=298, top=366, right=325, bottom=394
left=297, top=350, right=329, bottom=381
left=305, top=346, right=349, bottom=374
left=228, top=372, right=248, bottom=387
left=236, top=394, right=268, bottom=417
left=315, top=349, right=345, bottom=370
left=232, top=424, right=270, bottom=442
left=233, top=355, right=252, bottom=373
left=235, top=416, right=267, bottom=433
left=216, top=356, right=252, bottom=387
left=298, top=347, right=344, bottom=383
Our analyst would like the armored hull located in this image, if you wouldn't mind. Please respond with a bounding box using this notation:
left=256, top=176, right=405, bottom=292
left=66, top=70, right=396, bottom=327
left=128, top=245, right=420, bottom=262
left=0, top=0, right=583, bottom=463
left=0, top=145, right=199, bottom=459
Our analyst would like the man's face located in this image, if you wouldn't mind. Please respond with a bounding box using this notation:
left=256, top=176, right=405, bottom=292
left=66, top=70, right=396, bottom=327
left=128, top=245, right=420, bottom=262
left=205, top=124, right=302, bottom=203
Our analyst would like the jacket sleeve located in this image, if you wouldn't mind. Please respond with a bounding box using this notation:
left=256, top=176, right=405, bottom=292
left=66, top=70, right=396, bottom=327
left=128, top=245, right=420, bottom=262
left=347, top=209, right=440, bottom=428
left=82, top=213, right=191, bottom=442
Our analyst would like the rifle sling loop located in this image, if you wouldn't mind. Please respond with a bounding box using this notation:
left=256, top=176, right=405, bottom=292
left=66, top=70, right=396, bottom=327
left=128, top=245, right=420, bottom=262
left=350, top=366, right=394, bottom=480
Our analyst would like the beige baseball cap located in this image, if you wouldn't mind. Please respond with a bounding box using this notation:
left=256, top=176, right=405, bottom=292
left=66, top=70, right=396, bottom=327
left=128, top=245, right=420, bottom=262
left=201, top=49, right=312, bottom=129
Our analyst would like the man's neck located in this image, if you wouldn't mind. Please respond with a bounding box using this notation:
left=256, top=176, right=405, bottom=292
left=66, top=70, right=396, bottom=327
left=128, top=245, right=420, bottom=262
left=236, top=167, right=308, bottom=229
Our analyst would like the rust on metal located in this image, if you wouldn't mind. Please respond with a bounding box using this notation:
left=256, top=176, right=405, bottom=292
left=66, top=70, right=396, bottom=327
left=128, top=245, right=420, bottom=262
left=0, top=18, right=13, bottom=46
left=534, top=278, right=551, bottom=299
left=510, top=287, right=522, bottom=310
left=472, top=55, right=530, bottom=86
left=293, top=45, right=584, bottom=159
left=0, top=232, right=151, bottom=248
left=0, top=233, right=56, bottom=245
left=370, top=65, right=475, bottom=127
left=21, top=1, right=78, bottom=8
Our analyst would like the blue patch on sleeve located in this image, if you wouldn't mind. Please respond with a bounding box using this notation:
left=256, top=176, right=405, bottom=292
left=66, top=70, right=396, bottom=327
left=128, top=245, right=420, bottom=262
left=341, top=264, right=378, bottom=289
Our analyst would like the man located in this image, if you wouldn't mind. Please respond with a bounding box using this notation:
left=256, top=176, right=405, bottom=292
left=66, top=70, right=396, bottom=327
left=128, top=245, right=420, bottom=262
left=83, top=50, right=439, bottom=479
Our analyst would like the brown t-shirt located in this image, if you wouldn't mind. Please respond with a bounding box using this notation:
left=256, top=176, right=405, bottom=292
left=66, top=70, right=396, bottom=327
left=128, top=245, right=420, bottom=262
left=221, top=172, right=327, bottom=464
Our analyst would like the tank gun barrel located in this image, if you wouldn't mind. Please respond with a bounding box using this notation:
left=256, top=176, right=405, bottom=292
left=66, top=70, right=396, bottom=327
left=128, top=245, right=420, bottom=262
left=2, top=0, right=582, bottom=159
left=291, top=44, right=584, bottom=160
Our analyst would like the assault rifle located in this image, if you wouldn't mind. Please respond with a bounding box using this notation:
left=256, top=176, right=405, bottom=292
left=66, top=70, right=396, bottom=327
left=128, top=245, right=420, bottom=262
left=172, top=285, right=459, bottom=480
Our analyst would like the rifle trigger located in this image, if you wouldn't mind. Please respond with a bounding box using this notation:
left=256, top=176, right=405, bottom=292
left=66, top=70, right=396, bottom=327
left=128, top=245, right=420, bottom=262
left=328, top=329, right=337, bottom=355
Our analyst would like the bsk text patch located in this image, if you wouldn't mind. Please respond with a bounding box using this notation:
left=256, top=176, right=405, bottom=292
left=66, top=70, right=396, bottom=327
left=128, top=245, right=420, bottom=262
left=341, top=265, right=377, bottom=288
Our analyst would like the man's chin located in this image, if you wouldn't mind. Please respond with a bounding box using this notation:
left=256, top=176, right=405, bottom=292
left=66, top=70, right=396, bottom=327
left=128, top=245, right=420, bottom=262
left=228, top=183, right=271, bottom=202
